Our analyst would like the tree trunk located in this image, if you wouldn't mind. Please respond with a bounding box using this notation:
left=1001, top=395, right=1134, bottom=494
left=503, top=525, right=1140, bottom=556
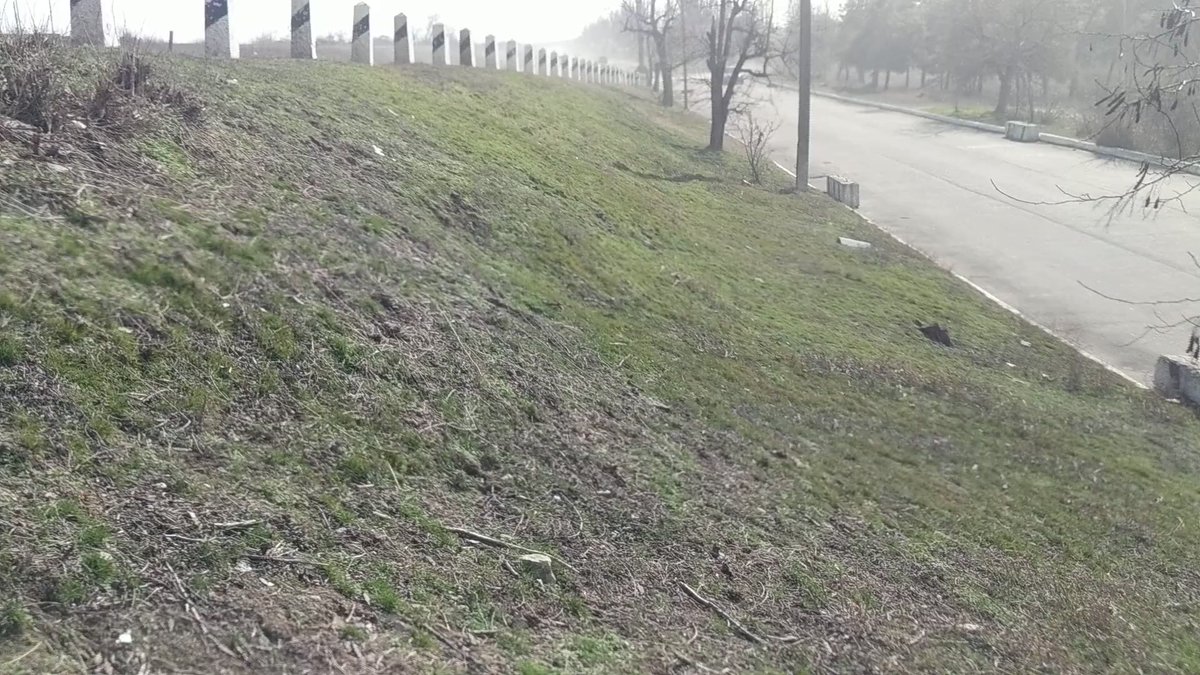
left=708, top=67, right=726, bottom=151
left=885, top=70, right=891, bottom=90
left=905, top=69, right=911, bottom=89
left=655, top=36, right=673, bottom=107
left=872, top=69, right=879, bottom=88
left=995, top=67, right=1014, bottom=117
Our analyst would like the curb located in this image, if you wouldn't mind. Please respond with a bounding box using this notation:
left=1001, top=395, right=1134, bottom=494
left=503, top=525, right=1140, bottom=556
left=813, top=90, right=1200, bottom=177
left=812, top=90, right=1005, bottom=134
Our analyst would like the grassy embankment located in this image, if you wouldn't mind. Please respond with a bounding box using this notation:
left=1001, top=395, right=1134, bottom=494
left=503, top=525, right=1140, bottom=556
left=1, top=43, right=1199, bottom=673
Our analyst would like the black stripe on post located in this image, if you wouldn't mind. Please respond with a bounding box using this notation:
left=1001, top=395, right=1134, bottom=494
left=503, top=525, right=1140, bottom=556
left=205, top=0, right=229, bottom=29
left=507, top=47, right=516, bottom=59
left=486, top=43, right=496, bottom=56
left=432, top=33, right=444, bottom=52
left=352, top=16, right=370, bottom=41
left=291, top=4, right=310, bottom=33
left=70, top=0, right=83, bottom=6
left=396, top=23, right=408, bottom=41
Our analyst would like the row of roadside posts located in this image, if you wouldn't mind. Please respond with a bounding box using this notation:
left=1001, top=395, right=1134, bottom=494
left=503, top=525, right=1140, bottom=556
left=66, top=0, right=643, bottom=87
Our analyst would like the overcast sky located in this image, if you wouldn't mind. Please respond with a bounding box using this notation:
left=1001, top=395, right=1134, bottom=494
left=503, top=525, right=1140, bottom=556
left=11, top=0, right=627, bottom=44
left=9, top=0, right=834, bottom=45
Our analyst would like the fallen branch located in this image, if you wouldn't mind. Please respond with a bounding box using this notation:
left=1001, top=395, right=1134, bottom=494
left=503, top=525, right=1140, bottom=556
left=679, top=582, right=803, bottom=646
left=673, top=650, right=731, bottom=674
left=212, top=519, right=263, bottom=530
left=2, top=642, right=42, bottom=668
left=679, top=582, right=764, bottom=644
left=246, top=554, right=316, bottom=566
left=445, top=526, right=579, bottom=573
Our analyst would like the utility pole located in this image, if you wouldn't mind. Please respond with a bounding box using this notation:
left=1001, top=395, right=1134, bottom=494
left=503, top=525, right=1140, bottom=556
left=681, top=0, right=689, bottom=109
left=795, top=0, right=812, bottom=192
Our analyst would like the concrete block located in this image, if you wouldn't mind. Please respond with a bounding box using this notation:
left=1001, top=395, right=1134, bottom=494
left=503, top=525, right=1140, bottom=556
left=205, top=0, right=236, bottom=58
left=538, top=48, right=548, bottom=76
left=827, top=176, right=861, bottom=209
left=459, top=29, right=474, bottom=67
left=291, top=0, right=315, bottom=59
left=1005, top=121, right=1040, bottom=143
left=506, top=40, right=518, bottom=71
left=70, top=0, right=104, bottom=47
left=838, top=237, right=872, bottom=249
left=485, top=35, right=497, bottom=69
left=351, top=3, right=372, bottom=65
left=524, top=45, right=534, bottom=74
left=393, top=13, right=412, bottom=65
left=431, top=23, right=446, bottom=66
left=1154, top=355, right=1200, bottom=403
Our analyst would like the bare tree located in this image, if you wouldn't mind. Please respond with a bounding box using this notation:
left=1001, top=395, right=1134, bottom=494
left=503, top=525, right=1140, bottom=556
left=704, top=0, right=776, bottom=151
left=736, top=110, right=780, bottom=183
left=1081, top=0, right=1200, bottom=211
left=622, top=0, right=680, bottom=107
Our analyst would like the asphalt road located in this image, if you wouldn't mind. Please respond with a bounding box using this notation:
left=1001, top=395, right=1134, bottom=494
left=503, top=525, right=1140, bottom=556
left=734, top=83, right=1200, bottom=385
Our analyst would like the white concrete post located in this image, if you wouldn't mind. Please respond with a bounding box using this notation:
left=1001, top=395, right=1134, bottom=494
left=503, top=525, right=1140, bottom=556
left=447, top=29, right=459, bottom=65
left=459, top=29, right=474, bottom=67
left=70, top=0, right=104, bottom=46
left=394, top=13, right=412, bottom=65
left=571, top=58, right=579, bottom=80
left=351, top=3, right=372, bottom=65
left=538, top=48, right=548, bottom=76
left=291, top=0, right=315, bottom=59
left=523, top=45, right=534, bottom=74
left=506, top=40, right=518, bottom=71
left=204, top=0, right=236, bottom=58
left=550, top=51, right=558, bottom=77
left=560, top=55, right=570, bottom=79
left=431, top=23, right=447, bottom=66
left=485, top=35, right=498, bottom=69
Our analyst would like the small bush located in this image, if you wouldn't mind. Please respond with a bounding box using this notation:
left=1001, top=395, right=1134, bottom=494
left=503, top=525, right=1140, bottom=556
left=0, top=34, right=65, bottom=131
left=0, top=335, right=23, bottom=367
left=735, top=111, right=781, bottom=185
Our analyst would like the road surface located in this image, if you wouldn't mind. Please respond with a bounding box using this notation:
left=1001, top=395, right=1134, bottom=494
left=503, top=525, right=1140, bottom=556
left=736, top=84, right=1200, bottom=385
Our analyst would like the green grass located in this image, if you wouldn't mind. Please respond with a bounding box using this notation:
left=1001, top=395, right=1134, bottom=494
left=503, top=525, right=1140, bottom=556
left=1, top=46, right=1199, bottom=674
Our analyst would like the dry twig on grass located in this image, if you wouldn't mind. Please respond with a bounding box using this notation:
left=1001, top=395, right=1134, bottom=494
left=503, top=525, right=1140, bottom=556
left=679, top=582, right=801, bottom=646
left=679, top=582, right=764, bottom=644
left=2, top=642, right=42, bottom=669
left=445, top=526, right=579, bottom=573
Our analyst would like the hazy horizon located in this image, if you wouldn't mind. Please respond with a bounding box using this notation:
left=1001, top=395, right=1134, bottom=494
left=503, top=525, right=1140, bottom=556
left=7, top=0, right=626, bottom=45
left=6, top=0, right=830, bottom=46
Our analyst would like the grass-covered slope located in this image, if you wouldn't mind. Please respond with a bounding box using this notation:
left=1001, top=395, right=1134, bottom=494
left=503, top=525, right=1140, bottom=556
left=1, top=47, right=1199, bottom=674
